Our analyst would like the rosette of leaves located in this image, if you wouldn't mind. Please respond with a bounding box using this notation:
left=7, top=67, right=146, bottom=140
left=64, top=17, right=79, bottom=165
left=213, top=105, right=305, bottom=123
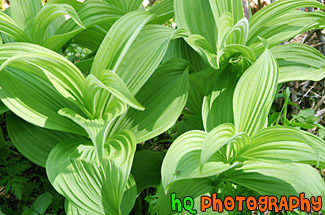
left=0, top=11, right=189, bottom=214
left=167, top=0, right=325, bottom=135
left=159, top=0, right=325, bottom=213
left=160, top=40, right=325, bottom=214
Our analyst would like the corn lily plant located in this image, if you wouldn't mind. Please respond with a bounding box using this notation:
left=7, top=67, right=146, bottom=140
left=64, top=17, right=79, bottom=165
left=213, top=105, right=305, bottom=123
left=160, top=40, right=325, bottom=213
left=159, top=0, right=325, bottom=213
left=168, top=0, right=325, bottom=134
left=0, top=0, right=324, bottom=214
left=0, top=6, right=187, bottom=215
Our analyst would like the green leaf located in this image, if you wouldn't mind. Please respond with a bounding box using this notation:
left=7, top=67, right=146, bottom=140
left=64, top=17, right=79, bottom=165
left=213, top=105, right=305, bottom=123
left=0, top=43, right=85, bottom=135
left=216, top=13, right=233, bottom=51
left=271, top=43, right=325, bottom=83
left=46, top=0, right=84, bottom=11
left=148, top=0, right=174, bottom=24
left=46, top=130, right=136, bottom=215
left=109, top=58, right=189, bottom=143
left=10, top=0, right=42, bottom=30
left=175, top=0, right=218, bottom=51
left=0, top=67, right=84, bottom=135
left=239, top=126, right=324, bottom=166
left=0, top=43, right=85, bottom=103
left=233, top=39, right=278, bottom=135
left=73, top=26, right=107, bottom=51
left=202, top=70, right=237, bottom=132
left=248, top=0, right=325, bottom=54
left=6, top=113, right=78, bottom=167
left=225, top=18, right=249, bottom=46
left=226, top=161, right=325, bottom=198
left=163, top=38, right=208, bottom=73
left=33, top=192, right=53, bottom=215
left=0, top=126, right=5, bottom=149
left=83, top=72, right=144, bottom=118
left=30, top=3, right=84, bottom=43
left=42, top=1, right=125, bottom=51
left=65, top=175, right=136, bottom=215
left=65, top=200, right=88, bottom=215
left=58, top=108, right=112, bottom=164
left=201, top=124, right=249, bottom=165
left=187, top=68, right=214, bottom=116
left=208, top=0, right=244, bottom=25
left=91, top=11, right=155, bottom=90
left=104, top=0, right=142, bottom=12
left=185, top=34, right=218, bottom=69
left=161, top=130, right=232, bottom=191
left=0, top=12, right=31, bottom=42
left=120, top=175, right=137, bottom=215
left=174, top=115, right=204, bottom=139
left=131, top=150, right=165, bottom=193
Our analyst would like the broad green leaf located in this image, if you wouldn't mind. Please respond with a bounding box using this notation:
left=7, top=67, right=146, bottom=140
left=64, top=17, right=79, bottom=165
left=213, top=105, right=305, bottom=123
left=65, top=200, right=88, bottom=215
left=175, top=0, right=217, bottom=51
left=226, top=161, right=325, bottom=198
left=216, top=13, right=233, bottom=51
left=10, top=0, right=42, bottom=30
left=42, top=1, right=125, bottom=51
left=0, top=43, right=85, bottom=103
left=65, top=176, right=136, bottom=215
left=91, top=13, right=181, bottom=120
left=46, top=131, right=136, bottom=215
left=202, top=69, right=238, bottom=132
left=58, top=108, right=112, bottom=164
left=148, top=0, right=174, bottom=24
left=208, top=0, right=244, bottom=25
left=7, top=113, right=78, bottom=167
left=131, top=150, right=165, bottom=193
left=0, top=43, right=89, bottom=134
left=187, top=68, right=214, bottom=116
left=185, top=34, right=218, bottom=69
left=225, top=18, right=249, bottom=46
left=46, top=0, right=84, bottom=11
left=33, top=192, right=53, bottom=215
left=250, top=10, right=325, bottom=55
left=104, top=0, right=142, bottom=12
left=239, top=126, right=324, bottom=167
left=248, top=0, right=325, bottom=53
left=108, top=58, right=189, bottom=143
left=30, top=3, right=84, bottom=43
left=0, top=66, right=84, bottom=135
left=120, top=174, right=137, bottom=215
left=91, top=11, right=155, bottom=86
left=96, top=71, right=144, bottom=111
left=83, top=72, right=144, bottom=118
left=73, top=25, right=107, bottom=51
left=271, top=43, right=325, bottom=83
left=0, top=12, right=31, bottom=42
left=76, top=58, right=93, bottom=74
left=200, top=124, right=235, bottom=165
left=161, top=130, right=232, bottom=191
left=163, top=38, right=208, bottom=73
left=233, top=40, right=278, bottom=135
left=173, top=115, right=204, bottom=139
